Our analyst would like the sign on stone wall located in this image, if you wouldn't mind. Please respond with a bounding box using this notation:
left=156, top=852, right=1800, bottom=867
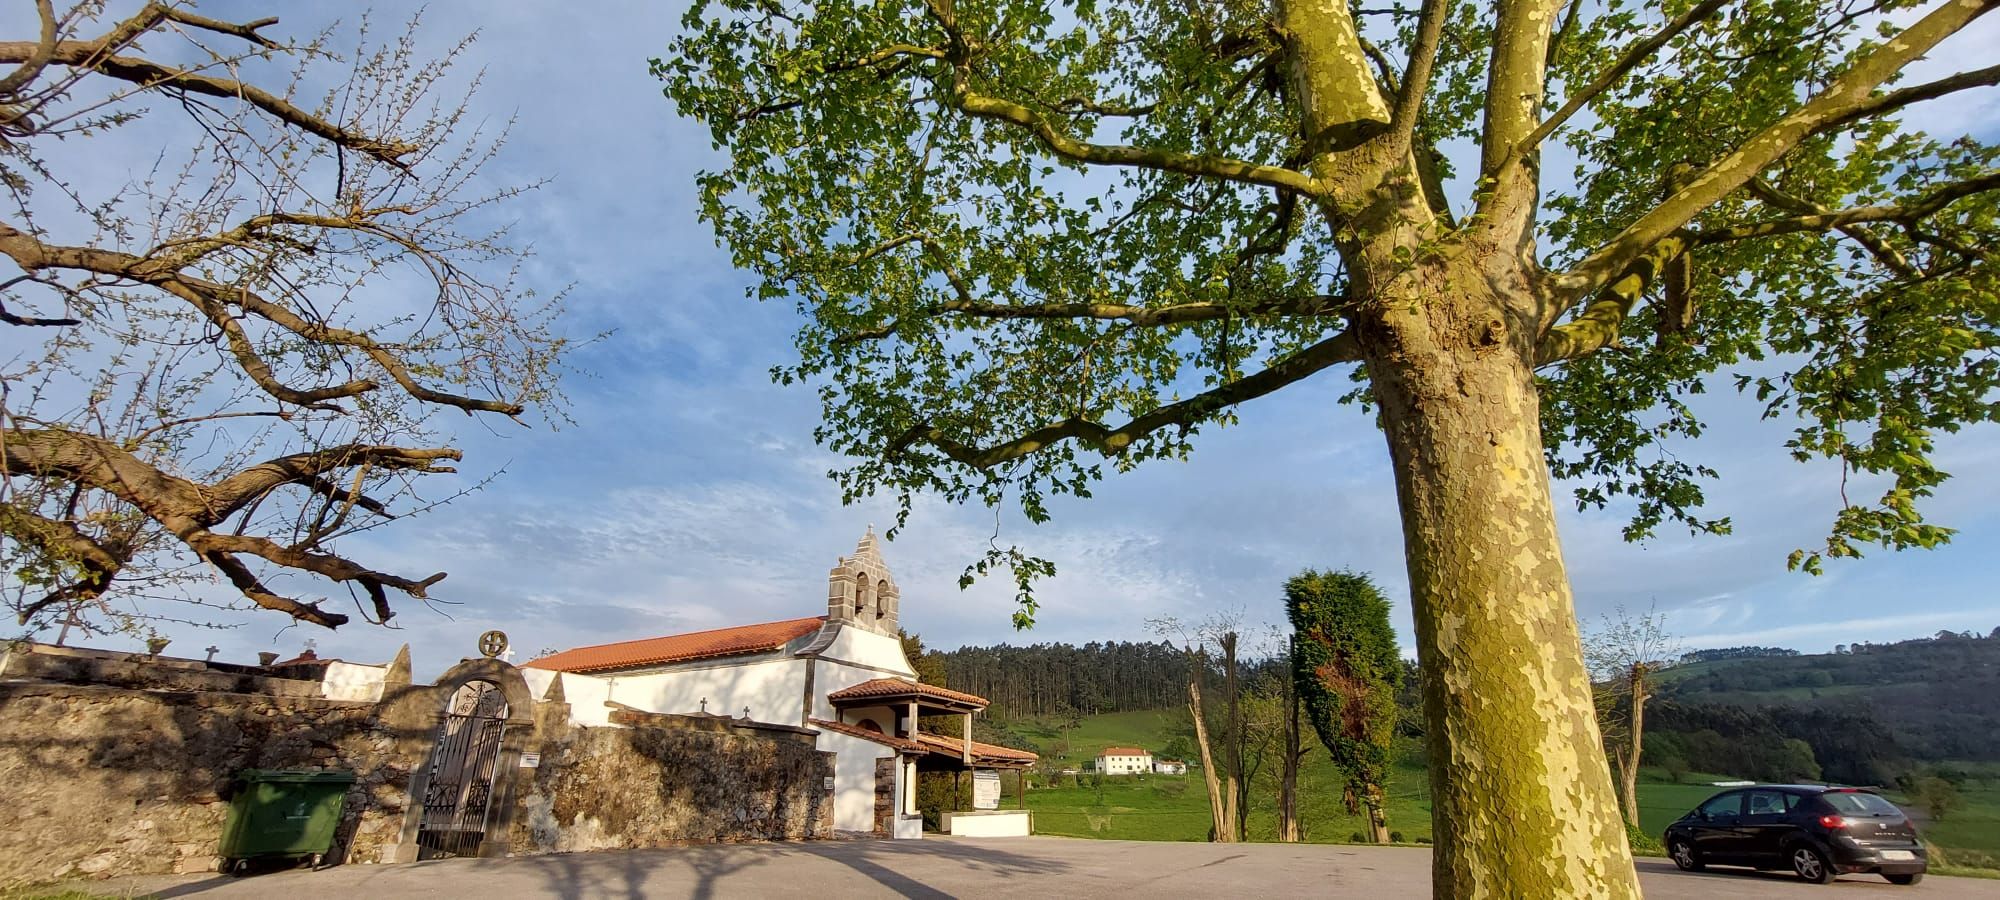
left=972, top=770, right=1001, bottom=810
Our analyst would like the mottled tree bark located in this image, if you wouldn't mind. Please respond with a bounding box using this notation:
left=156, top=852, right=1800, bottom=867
left=1363, top=288, right=1638, bottom=896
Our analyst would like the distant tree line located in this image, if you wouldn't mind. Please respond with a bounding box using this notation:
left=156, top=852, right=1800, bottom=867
left=928, top=640, right=1199, bottom=717
left=1678, top=646, right=1800, bottom=663
left=920, top=624, right=1995, bottom=791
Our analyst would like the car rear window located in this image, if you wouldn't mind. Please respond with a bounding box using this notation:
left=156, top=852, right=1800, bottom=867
left=1820, top=791, right=1901, bottom=816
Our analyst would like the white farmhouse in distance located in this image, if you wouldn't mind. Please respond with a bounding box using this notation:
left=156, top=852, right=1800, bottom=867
left=1096, top=746, right=1153, bottom=775
left=1153, top=759, right=1187, bottom=775
left=521, top=530, right=1035, bottom=839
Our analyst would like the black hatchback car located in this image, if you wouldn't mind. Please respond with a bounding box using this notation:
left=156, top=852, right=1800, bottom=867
left=1664, top=785, right=1927, bottom=884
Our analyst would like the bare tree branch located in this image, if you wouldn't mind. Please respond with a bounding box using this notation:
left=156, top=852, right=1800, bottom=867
left=0, top=222, right=526, bottom=415
left=0, top=0, right=57, bottom=99
left=0, top=6, right=564, bottom=633
left=0, top=3, right=415, bottom=164
left=2, top=427, right=457, bottom=628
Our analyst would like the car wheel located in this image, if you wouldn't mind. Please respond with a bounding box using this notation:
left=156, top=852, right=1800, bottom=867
left=1885, top=873, right=1923, bottom=886
left=1669, top=839, right=1703, bottom=872
left=1791, top=845, right=1835, bottom=884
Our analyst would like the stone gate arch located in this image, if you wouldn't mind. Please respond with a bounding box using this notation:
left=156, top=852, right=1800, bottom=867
left=390, top=657, right=534, bottom=861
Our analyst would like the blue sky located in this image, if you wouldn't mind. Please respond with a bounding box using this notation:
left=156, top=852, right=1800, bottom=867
left=17, top=1, right=2000, bottom=678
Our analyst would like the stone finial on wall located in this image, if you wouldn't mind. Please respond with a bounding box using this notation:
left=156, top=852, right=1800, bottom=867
left=385, top=644, right=413, bottom=688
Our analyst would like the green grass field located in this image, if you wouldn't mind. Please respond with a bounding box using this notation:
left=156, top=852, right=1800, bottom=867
left=1017, top=711, right=2000, bottom=870
left=1025, top=711, right=1436, bottom=844
left=1885, top=782, right=2000, bottom=870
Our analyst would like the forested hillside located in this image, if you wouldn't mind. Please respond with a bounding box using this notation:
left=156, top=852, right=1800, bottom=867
left=1657, top=629, right=2000, bottom=762
left=918, top=630, right=1999, bottom=869
left=930, top=641, right=1199, bottom=716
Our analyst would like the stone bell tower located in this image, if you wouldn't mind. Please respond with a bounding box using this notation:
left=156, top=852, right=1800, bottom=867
left=825, top=527, right=899, bottom=635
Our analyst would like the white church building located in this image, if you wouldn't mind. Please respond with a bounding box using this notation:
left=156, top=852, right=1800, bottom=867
left=522, top=530, right=1035, bottom=838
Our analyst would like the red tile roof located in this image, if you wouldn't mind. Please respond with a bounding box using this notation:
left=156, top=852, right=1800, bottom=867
left=824, top=677, right=990, bottom=709
left=523, top=616, right=825, bottom=673
left=913, top=731, right=1040, bottom=764
left=1099, top=746, right=1149, bottom=757
left=809, top=718, right=925, bottom=753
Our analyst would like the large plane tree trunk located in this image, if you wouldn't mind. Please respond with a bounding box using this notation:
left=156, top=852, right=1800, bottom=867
left=1362, top=286, right=1638, bottom=897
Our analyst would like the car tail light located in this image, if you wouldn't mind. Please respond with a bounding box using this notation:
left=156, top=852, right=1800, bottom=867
left=1819, top=814, right=1845, bottom=830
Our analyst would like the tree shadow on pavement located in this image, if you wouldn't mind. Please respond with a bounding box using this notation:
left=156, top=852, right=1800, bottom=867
left=795, top=837, right=1070, bottom=898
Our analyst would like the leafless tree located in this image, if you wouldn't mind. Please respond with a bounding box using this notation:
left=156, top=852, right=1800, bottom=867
left=1585, top=602, right=1682, bottom=830
left=1150, top=612, right=1245, bottom=842
left=0, top=4, right=571, bottom=640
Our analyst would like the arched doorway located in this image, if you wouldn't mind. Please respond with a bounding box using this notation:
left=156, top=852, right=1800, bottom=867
left=415, top=680, right=510, bottom=858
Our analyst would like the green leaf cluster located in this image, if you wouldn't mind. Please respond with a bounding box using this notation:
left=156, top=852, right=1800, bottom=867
left=656, top=0, right=2000, bottom=613
left=1284, top=569, right=1402, bottom=800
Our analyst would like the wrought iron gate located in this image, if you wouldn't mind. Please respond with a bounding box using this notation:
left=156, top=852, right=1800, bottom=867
left=416, top=680, right=509, bottom=859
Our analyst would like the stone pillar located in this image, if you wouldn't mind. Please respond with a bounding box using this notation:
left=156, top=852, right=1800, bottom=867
left=878, top=583, right=899, bottom=633
left=873, top=757, right=897, bottom=835
left=826, top=563, right=856, bottom=625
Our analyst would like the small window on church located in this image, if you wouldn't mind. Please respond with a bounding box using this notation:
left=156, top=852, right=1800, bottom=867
left=857, top=718, right=883, bottom=734
left=876, top=578, right=890, bottom=616
left=854, top=574, right=871, bottom=616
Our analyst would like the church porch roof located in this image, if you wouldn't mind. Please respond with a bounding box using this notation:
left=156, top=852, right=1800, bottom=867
left=808, top=718, right=926, bottom=753
left=911, top=731, right=1039, bottom=768
left=825, top=677, right=989, bottom=712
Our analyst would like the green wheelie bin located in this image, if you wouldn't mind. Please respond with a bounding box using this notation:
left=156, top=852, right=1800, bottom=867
left=217, top=769, right=357, bottom=873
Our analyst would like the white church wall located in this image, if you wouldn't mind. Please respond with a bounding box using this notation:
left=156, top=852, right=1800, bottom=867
left=809, top=630, right=917, bottom=723
left=520, top=666, right=556, bottom=700
left=816, top=728, right=895, bottom=833
left=817, top=626, right=915, bottom=676
left=319, top=661, right=386, bottom=702
left=607, top=655, right=807, bottom=724
left=837, top=704, right=900, bottom=735
left=556, top=672, right=617, bottom=727
left=524, top=664, right=556, bottom=700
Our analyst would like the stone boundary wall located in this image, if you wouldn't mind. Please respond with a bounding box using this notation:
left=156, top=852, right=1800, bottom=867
left=0, top=681, right=429, bottom=886
left=0, top=645, right=839, bottom=888
left=511, top=701, right=835, bottom=852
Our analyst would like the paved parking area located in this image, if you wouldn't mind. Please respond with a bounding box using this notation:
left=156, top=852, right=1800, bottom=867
left=93, top=837, right=1998, bottom=899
